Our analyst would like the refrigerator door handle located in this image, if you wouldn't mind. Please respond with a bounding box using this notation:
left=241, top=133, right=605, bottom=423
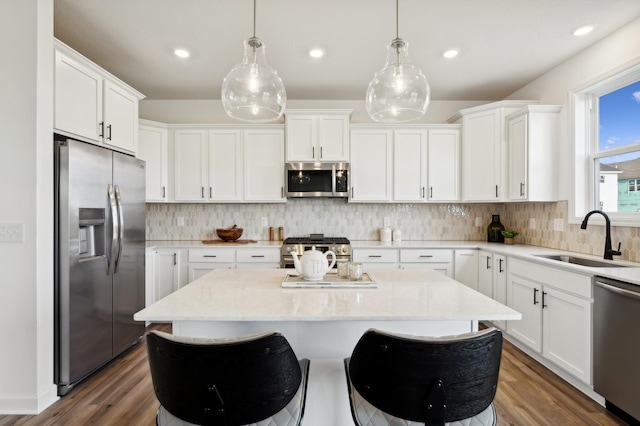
left=114, top=185, right=125, bottom=273
left=107, top=184, right=119, bottom=276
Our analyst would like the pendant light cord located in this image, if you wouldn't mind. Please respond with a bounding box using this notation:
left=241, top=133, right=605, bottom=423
left=253, top=0, right=256, bottom=38
left=395, top=0, right=399, bottom=40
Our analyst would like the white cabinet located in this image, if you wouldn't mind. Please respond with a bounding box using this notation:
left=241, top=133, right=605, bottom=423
left=492, top=254, right=507, bottom=329
left=454, top=250, right=478, bottom=290
left=427, top=128, right=460, bottom=201
left=174, top=129, right=208, bottom=201
left=236, top=247, right=280, bottom=269
left=244, top=128, right=286, bottom=202
left=507, top=258, right=592, bottom=384
left=285, top=110, right=351, bottom=162
left=451, top=101, right=530, bottom=201
left=477, top=250, right=494, bottom=297
left=352, top=248, right=399, bottom=270
left=149, top=248, right=187, bottom=305
left=173, top=127, right=285, bottom=203
left=393, top=129, right=427, bottom=202
left=506, top=105, right=561, bottom=201
left=138, top=121, right=168, bottom=201
left=187, top=248, right=234, bottom=281
left=54, top=40, right=143, bottom=153
left=400, top=249, right=454, bottom=277
left=349, top=129, right=393, bottom=202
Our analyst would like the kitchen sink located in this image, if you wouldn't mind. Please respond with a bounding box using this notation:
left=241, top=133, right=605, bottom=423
left=534, top=254, right=628, bottom=268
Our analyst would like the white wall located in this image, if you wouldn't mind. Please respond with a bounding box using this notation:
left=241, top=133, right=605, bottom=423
left=0, top=0, right=56, bottom=413
left=140, top=99, right=486, bottom=124
left=506, top=16, right=640, bottom=207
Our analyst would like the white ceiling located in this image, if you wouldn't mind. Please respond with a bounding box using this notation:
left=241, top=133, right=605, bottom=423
left=54, top=0, right=640, bottom=102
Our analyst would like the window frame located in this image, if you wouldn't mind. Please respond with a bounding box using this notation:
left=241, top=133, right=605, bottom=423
left=570, top=60, right=640, bottom=227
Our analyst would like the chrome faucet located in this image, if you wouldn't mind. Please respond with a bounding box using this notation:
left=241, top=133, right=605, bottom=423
left=580, top=210, right=621, bottom=260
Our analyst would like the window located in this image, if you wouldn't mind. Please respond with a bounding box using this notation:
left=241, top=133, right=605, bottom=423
left=572, top=64, right=640, bottom=226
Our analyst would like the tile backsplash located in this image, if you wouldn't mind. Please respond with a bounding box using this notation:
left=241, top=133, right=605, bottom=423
left=146, top=200, right=640, bottom=262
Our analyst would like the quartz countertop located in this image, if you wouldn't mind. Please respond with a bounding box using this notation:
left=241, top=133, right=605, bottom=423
left=145, top=239, right=640, bottom=285
left=133, top=268, right=521, bottom=323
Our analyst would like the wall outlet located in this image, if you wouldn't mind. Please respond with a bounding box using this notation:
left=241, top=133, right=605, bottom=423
left=529, top=218, right=536, bottom=229
left=261, top=217, right=268, bottom=227
left=177, top=217, right=185, bottom=226
left=0, top=223, right=25, bottom=242
left=553, top=218, right=564, bottom=231
left=475, top=217, right=482, bottom=227
left=383, top=217, right=391, bottom=227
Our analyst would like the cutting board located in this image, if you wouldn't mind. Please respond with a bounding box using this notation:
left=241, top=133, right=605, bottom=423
left=201, top=239, right=258, bottom=245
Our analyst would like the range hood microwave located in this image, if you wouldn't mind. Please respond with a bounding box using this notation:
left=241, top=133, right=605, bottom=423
left=285, top=162, right=349, bottom=198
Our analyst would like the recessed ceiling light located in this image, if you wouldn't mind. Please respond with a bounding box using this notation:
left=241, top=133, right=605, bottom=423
left=443, top=49, right=459, bottom=59
left=573, top=25, right=595, bottom=36
left=174, top=48, right=190, bottom=58
left=309, top=48, right=325, bottom=59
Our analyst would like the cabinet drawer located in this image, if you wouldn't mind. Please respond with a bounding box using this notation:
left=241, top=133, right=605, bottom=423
left=353, top=249, right=398, bottom=263
left=188, top=248, right=235, bottom=263
left=236, top=248, right=280, bottom=263
left=400, top=249, right=453, bottom=263
left=509, top=258, right=592, bottom=299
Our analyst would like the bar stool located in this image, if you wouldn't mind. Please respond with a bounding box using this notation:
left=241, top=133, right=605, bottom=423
left=344, top=327, right=503, bottom=426
left=146, top=330, right=309, bottom=426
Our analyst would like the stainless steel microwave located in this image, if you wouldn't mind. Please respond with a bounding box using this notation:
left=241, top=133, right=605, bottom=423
left=285, top=163, right=349, bottom=198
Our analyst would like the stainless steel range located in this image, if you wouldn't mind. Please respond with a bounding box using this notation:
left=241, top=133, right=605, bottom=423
left=281, top=234, right=351, bottom=269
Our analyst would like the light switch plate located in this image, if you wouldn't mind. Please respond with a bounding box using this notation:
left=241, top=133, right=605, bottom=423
left=177, top=217, right=185, bottom=226
left=553, top=218, right=564, bottom=231
left=529, top=218, right=536, bottom=229
left=475, top=217, right=482, bottom=227
left=0, top=223, right=25, bottom=242
left=261, top=217, right=268, bottom=227
left=383, top=217, right=391, bottom=227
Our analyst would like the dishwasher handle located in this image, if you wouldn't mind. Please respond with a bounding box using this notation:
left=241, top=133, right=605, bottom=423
left=595, top=280, right=640, bottom=301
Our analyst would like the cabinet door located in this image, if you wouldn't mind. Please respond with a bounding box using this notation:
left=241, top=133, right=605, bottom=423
left=138, top=124, right=168, bottom=201
left=507, top=274, right=542, bottom=352
left=394, top=129, right=427, bottom=202
left=508, top=114, right=527, bottom=200
left=188, top=263, right=233, bottom=282
left=154, top=250, right=179, bottom=302
left=103, top=80, right=139, bottom=153
left=428, top=129, right=460, bottom=201
left=285, top=114, right=316, bottom=161
left=54, top=50, right=103, bottom=142
left=462, top=111, right=501, bottom=201
left=454, top=250, right=478, bottom=290
left=492, top=254, right=508, bottom=329
left=477, top=251, right=493, bottom=297
left=542, top=287, right=592, bottom=383
left=318, top=115, right=350, bottom=161
left=350, top=129, right=393, bottom=202
left=174, top=130, right=208, bottom=201
left=244, top=129, right=285, bottom=202
left=209, top=130, right=243, bottom=201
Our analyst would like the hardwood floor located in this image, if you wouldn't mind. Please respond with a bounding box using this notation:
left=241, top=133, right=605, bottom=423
left=0, top=324, right=629, bottom=426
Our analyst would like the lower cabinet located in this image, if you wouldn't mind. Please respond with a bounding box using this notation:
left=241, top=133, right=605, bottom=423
left=352, top=248, right=399, bottom=270
left=507, top=258, right=592, bottom=384
left=477, top=251, right=494, bottom=297
left=476, top=251, right=507, bottom=329
left=147, top=248, right=188, bottom=305
left=454, top=250, right=478, bottom=290
left=400, top=249, right=454, bottom=278
left=188, top=248, right=234, bottom=282
left=236, top=247, right=280, bottom=269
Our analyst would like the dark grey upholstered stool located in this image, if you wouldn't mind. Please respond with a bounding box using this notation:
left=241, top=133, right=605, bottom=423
left=146, top=330, right=310, bottom=426
left=344, top=327, right=503, bottom=426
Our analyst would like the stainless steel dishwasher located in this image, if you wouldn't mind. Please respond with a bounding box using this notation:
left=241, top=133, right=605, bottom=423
left=593, top=277, right=640, bottom=422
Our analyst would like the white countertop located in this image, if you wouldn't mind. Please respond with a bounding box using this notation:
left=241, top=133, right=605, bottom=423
left=134, top=268, right=521, bottom=323
left=145, top=239, right=640, bottom=285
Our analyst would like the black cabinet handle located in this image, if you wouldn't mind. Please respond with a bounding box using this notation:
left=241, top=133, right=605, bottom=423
left=520, top=182, right=525, bottom=197
left=495, top=185, right=499, bottom=198
left=162, top=186, right=166, bottom=198
left=203, top=255, right=217, bottom=258
left=542, top=291, right=547, bottom=308
left=173, top=253, right=177, bottom=266
left=430, top=187, right=433, bottom=198
left=486, top=256, right=491, bottom=269
left=99, top=121, right=104, bottom=137
left=201, top=187, right=205, bottom=198
left=533, top=288, right=539, bottom=305
left=107, top=124, right=112, bottom=141
left=499, top=258, right=504, bottom=273
left=251, top=255, right=265, bottom=258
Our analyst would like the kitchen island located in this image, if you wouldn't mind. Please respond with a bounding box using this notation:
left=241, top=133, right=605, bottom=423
left=135, top=268, right=520, bottom=425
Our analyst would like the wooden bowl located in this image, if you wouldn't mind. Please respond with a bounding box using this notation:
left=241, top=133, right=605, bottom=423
left=216, top=227, right=243, bottom=241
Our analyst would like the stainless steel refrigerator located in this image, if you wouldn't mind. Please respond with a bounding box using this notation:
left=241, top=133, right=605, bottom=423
left=54, top=135, right=145, bottom=396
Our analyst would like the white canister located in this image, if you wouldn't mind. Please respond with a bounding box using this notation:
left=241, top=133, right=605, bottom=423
left=392, top=228, right=402, bottom=241
left=380, top=227, right=392, bottom=242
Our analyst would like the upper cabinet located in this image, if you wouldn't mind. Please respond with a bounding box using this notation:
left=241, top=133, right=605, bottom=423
left=285, top=110, right=351, bottom=162
left=350, top=125, right=460, bottom=203
left=507, top=105, right=561, bottom=201
left=173, top=126, right=285, bottom=203
left=138, top=120, right=168, bottom=202
left=54, top=40, right=144, bottom=154
left=449, top=101, right=532, bottom=202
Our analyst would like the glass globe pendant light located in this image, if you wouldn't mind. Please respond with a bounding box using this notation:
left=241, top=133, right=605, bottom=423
left=365, top=0, right=430, bottom=122
left=221, top=0, right=286, bottom=122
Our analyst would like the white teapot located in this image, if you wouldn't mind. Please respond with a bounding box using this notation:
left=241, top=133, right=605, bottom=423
left=291, top=246, right=336, bottom=281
